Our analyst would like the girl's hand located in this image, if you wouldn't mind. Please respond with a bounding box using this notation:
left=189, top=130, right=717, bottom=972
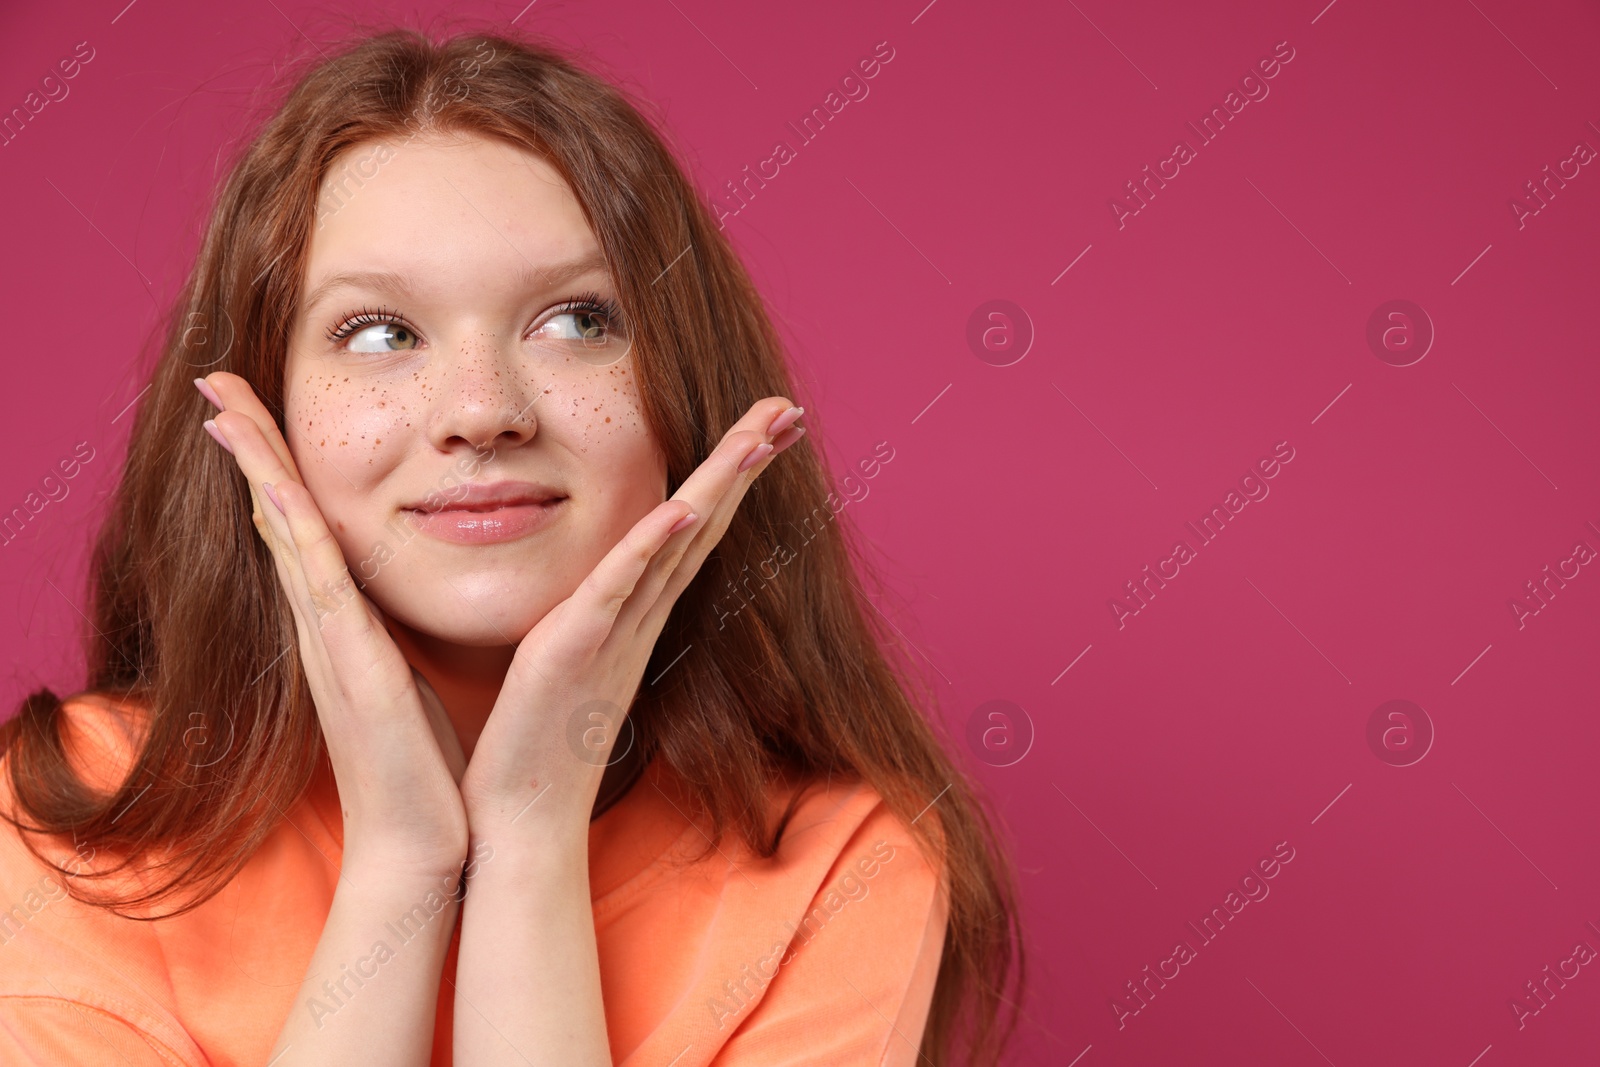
left=458, top=397, right=806, bottom=834
left=197, top=372, right=469, bottom=876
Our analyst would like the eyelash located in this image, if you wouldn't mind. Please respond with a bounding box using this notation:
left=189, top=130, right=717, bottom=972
left=324, top=291, right=626, bottom=345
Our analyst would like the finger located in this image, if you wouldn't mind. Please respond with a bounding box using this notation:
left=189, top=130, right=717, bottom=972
left=523, top=398, right=794, bottom=669
left=200, top=372, right=304, bottom=483
left=528, top=497, right=697, bottom=669
left=625, top=400, right=801, bottom=635
left=214, top=412, right=378, bottom=681
left=269, top=477, right=392, bottom=656
left=256, top=481, right=434, bottom=763
left=268, top=477, right=430, bottom=748
left=649, top=398, right=792, bottom=567
left=234, top=451, right=340, bottom=672
left=211, top=410, right=313, bottom=596
left=769, top=424, right=806, bottom=456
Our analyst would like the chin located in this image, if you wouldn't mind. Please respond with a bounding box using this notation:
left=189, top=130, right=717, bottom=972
left=436, top=621, right=534, bottom=647
left=372, top=583, right=554, bottom=648
left=390, top=609, right=537, bottom=648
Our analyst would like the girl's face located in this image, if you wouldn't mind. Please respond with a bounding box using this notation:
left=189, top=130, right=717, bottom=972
left=283, top=131, right=666, bottom=646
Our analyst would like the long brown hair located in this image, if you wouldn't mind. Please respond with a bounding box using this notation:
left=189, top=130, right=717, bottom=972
left=1, top=27, right=1024, bottom=1066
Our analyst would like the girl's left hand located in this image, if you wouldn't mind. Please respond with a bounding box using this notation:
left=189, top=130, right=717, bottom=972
left=457, top=397, right=805, bottom=836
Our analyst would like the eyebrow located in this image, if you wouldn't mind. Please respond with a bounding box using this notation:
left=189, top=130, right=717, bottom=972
left=300, top=252, right=613, bottom=315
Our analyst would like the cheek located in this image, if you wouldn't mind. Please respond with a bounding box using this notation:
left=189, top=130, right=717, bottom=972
left=289, top=371, right=414, bottom=471
left=286, top=370, right=414, bottom=539
left=557, top=359, right=649, bottom=454
left=545, top=361, right=665, bottom=510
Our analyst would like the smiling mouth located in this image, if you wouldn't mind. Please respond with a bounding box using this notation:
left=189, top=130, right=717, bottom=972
left=412, top=496, right=567, bottom=514
left=404, top=497, right=568, bottom=544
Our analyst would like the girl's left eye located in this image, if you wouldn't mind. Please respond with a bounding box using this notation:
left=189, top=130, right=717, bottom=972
left=533, top=309, right=611, bottom=342
left=527, top=293, right=629, bottom=365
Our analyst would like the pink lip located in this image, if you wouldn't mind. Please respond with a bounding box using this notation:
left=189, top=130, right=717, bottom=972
left=404, top=481, right=568, bottom=545
left=405, top=480, right=565, bottom=511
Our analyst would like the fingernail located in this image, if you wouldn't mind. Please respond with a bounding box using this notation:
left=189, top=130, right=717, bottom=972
left=193, top=378, right=222, bottom=410
left=737, top=442, right=774, bottom=473
left=203, top=420, right=234, bottom=454
left=766, top=405, right=803, bottom=437
left=262, top=481, right=284, bottom=514
left=669, top=511, right=698, bottom=534
left=770, top=424, right=806, bottom=455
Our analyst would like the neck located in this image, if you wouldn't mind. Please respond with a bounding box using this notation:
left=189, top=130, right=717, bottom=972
left=383, top=618, right=648, bottom=820
left=387, top=619, right=515, bottom=762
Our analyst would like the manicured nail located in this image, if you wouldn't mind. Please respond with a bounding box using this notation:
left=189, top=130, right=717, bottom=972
left=770, top=424, right=806, bottom=455
left=668, top=511, right=698, bottom=534
left=737, top=442, right=774, bottom=473
left=766, top=405, right=803, bottom=437
left=193, top=378, right=222, bottom=410
left=262, top=481, right=284, bottom=514
left=203, top=420, right=234, bottom=454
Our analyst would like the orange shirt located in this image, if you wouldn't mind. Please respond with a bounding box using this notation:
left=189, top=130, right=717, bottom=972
left=0, top=695, right=947, bottom=1066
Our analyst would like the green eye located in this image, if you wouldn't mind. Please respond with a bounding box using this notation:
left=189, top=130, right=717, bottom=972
left=326, top=307, right=419, bottom=352
left=346, top=323, right=418, bottom=353
left=535, top=310, right=612, bottom=343
left=528, top=293, right=631, bottom=366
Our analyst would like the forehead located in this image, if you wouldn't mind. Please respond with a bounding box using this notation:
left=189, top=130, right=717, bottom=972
left=304, top=131, right=598, bottom=293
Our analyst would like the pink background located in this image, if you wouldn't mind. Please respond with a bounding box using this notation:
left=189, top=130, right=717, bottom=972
left=3, top=0, right=1599, bottom=1063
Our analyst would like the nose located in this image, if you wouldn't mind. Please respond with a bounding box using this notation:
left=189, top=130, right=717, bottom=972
left=425, top=332, right=546, bottom=454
